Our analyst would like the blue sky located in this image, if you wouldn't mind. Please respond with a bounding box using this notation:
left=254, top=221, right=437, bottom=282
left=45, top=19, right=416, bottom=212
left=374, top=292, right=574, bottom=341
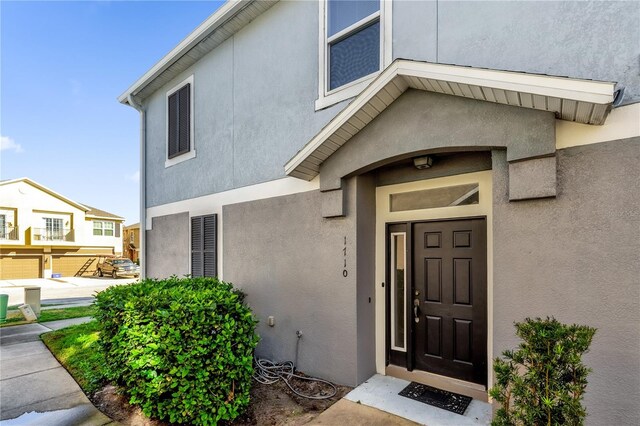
left=1, top=0, right=224, bottom=225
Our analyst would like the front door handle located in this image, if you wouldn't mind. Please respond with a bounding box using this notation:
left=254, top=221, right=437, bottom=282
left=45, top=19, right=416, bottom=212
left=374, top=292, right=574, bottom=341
left=413, top=298, right=420, bottom=323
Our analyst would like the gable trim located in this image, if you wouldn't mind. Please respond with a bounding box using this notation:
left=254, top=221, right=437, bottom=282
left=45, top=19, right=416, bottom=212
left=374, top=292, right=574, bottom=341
left=0, top=178, right=89, bottom=212
left=285, top=59, right=617, bottom=181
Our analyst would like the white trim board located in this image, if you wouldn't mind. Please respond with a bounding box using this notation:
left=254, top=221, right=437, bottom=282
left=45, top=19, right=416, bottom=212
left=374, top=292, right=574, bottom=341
left=556, top=102, right=640, bottom=149
left=289, top=59, right=617, bottom=180
left=145, top=176, right=319, bottom=279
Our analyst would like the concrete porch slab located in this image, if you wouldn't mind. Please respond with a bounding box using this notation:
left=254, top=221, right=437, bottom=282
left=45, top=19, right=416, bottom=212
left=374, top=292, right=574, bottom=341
left=309, top=399, right=418, bottom=425
left=344, top=374, right=492, bottom=425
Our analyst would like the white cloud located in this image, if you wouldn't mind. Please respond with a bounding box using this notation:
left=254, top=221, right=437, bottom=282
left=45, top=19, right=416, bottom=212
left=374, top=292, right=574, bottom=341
left=127, top=171, right=140, bottom=183
left=0, top=136, right=24, bottom=153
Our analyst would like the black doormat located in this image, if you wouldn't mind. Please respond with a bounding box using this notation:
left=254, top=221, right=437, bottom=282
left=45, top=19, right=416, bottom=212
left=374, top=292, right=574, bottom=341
left=398, top=382, right=472, bottom=415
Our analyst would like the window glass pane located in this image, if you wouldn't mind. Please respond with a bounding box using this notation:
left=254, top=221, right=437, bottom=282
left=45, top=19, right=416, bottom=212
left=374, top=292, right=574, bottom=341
left=390, top=183, right=479, bottom=212
left=328, top=0, right=379, bottom=36
left=329, top=21, right=380, bottom=90
left=392, top=233, right=406, bottom=350
left=93, top=221, right=102, bottom=236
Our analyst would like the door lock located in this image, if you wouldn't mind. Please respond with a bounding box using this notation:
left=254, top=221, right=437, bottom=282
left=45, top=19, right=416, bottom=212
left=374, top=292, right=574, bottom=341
left=413, top=298, right=420, bottom=323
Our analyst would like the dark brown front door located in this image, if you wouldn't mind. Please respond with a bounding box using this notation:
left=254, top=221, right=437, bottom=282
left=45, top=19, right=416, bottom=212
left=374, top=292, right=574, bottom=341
left=412, top=218, right=487, bottom=385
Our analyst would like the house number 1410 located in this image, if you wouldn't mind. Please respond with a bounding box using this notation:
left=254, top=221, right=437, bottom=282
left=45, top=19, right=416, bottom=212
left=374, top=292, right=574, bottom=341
left=343, top=236, right=348, bottom=278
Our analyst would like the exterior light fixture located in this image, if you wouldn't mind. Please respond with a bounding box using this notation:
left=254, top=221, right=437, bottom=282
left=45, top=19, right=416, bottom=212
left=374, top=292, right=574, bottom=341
left=413, top=156, right=433, bottom=170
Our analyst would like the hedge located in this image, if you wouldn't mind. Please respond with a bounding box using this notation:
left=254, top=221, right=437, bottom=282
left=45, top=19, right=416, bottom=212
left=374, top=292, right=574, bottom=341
left=94, top=276, right=259, bottom=425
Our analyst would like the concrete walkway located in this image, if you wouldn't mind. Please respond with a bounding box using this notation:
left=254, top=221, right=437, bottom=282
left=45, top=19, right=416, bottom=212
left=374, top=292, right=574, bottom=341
left=0, top=317, right=116, bottom=425
left=309, top=399, right=419, bottom=425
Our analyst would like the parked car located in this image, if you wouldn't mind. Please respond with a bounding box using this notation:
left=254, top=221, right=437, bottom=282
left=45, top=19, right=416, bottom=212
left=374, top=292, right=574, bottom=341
left=97, top=257, right=140, bottom=279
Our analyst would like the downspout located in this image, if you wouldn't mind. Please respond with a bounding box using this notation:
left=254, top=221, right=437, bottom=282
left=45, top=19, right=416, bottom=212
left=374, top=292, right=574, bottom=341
left=127, top=94, right=147, bottom=279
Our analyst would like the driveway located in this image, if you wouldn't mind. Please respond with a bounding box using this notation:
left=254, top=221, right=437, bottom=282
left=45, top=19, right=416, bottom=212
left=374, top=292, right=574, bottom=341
left=0, top=277, right=137, bottom=307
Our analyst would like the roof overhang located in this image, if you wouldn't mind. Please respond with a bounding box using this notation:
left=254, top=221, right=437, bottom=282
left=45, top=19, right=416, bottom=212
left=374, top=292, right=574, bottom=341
left=285, top=60, right=617, bottom=181
left=119, top=0, right=277, bottom=105
left=0, top=178, right=89, bottom=211
left=86, top=214, right=125, bottom=221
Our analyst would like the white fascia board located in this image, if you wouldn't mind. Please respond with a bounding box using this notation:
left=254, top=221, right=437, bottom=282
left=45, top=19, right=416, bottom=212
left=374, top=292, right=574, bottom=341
left=118, top=0, right=250, bottom=105
left=285, top=59, right=617, bottom=178
left=396, top=61, right=615, bottom=105
left=285, top=62, right=403, bottom=176
left=86, top=215, right=125, bottom=221
left=2, top=177, right=90, bottom=212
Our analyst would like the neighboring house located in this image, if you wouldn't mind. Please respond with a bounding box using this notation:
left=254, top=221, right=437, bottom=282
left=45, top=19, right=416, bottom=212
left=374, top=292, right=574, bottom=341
left=119, top=1, right=639, bottom=422
left=122, top=223, right=140, bottom=263
left=0, top=178, right=124, bottom=279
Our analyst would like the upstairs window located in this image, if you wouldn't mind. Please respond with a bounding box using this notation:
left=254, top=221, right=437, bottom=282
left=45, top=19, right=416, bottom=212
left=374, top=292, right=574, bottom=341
left=93, top=221, right=114, bottom=237
left=317, top=0, right=390, bottom=109
left=165, top=75, right=195, bottom=167
left=328, top=0, right=380, bottom=91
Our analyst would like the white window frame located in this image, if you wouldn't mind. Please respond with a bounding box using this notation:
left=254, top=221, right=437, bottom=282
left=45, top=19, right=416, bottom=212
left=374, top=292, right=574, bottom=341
left=93, top=220, right=114, bottom=237
left=316, top=0, right=393, bottom=110
left=165, top=74, right=195, bottom=168
left=0, top=214, right=6, bottom=239
left=390, top=231, right=407, bottom=352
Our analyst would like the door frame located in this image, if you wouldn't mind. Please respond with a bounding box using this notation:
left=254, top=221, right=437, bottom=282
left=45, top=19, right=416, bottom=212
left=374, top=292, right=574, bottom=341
left=375, top=170, right=494, bottom=391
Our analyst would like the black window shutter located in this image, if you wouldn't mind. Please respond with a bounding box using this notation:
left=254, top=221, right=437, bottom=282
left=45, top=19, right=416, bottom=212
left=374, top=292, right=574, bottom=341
left=191, top=217, right=203, bottom=277
left=178, top=84, right=190, bottom=154
left=115, top=223, right=121, bottom=238
left=191, top=214, right=217, bottom=278
left=168, top=91, right=179, bottom=157
left=203, top=214, right=217, bottom=277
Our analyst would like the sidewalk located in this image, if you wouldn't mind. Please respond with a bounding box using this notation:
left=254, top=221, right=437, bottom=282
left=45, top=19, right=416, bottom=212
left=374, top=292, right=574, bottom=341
left=0, top=317, right=116, bottom=425
left=0, top=277, right=136, bottom=307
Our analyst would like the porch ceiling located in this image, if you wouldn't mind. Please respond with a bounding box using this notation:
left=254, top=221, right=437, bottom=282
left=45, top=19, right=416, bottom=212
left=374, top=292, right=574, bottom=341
left=285, top=60, right=617, bottom=181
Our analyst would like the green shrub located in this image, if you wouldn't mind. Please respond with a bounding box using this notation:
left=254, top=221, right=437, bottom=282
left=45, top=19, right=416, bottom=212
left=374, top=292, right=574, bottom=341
left=94, top=276, right=259, bottom=425
left=489, top=317, right=596, bottom=426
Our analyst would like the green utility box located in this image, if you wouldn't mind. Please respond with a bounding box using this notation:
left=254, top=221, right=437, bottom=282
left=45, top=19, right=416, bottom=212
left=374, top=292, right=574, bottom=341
left=0, top=294, right=8, bottom=324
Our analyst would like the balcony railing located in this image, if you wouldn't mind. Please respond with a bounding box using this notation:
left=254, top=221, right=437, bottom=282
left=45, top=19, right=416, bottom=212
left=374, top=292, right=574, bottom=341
left=32, top=228, right=75, bottom=242
left=0, top=226, right=19, bottom=240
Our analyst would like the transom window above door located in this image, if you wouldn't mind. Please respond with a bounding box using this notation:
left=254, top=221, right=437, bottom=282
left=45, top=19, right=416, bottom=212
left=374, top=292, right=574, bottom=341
left=317, top=0, right=391, bottom=110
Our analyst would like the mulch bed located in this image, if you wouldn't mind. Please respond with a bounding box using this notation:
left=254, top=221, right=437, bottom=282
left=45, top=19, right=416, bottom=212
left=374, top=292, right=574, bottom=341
left=91, top=378, right=351, bottom=426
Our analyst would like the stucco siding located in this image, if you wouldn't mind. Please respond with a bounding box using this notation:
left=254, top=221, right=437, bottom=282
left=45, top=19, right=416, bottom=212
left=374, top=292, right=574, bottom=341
left=392, top=1, right=640, bottom=103
left=223, top=177, right=374, bottom=386
left=492, top=138, right=640, bottom=425
left=145, top=212, right=190, bottom=279
left=143, top=0, right=638, bottom=208
left=319, top=89, right=555, bottom=191
left=144, top=1, right=346, bottom=208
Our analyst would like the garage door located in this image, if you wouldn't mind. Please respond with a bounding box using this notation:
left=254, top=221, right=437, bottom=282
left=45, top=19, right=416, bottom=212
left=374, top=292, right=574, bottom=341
left=0, top=256, right=41, bottom=279
left=52, top=256, right=98, bottom=277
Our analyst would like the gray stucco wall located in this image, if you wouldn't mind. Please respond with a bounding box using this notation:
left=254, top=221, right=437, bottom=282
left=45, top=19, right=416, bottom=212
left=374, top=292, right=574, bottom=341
left=355, top=174, right=377, bottom=384
left=142, top=0, right=638, bottom=208
left=492, top=138, right=640, bottom=425
left=145, top=212, right=190, bottom=279
left=394, top=1, right=640, bottom=103
left=319, top=89, right=554, bottom=191
left=223, top=177, right=376, bottom=386
left=144, top=0, right=346, bottom=208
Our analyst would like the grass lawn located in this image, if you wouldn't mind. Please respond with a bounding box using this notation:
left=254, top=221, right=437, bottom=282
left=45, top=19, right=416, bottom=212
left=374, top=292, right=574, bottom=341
left=1, top=305, right=96, bottom=326
left=41, top=320, right=107, bottom=394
